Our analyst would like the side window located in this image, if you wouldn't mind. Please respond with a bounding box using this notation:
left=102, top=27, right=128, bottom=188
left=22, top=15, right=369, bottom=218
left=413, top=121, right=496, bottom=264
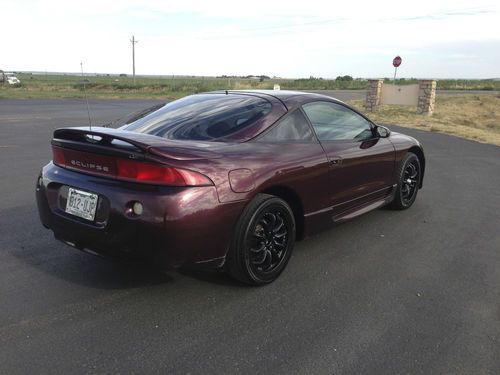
left=302, top=102, right=373, bottom=141
left=256, top=109, right=316, bottom=143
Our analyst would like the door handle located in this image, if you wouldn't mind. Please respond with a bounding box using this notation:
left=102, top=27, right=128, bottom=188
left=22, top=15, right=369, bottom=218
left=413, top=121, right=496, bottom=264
left=329, top=156, right=343, bottom=165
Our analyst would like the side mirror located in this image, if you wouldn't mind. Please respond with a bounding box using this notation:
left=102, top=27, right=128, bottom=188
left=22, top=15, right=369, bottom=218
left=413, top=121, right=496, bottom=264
left=376, top=126, right=391, bottom=138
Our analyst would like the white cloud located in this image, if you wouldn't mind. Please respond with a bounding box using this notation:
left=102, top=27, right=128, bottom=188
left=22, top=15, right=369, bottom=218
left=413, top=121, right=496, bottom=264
left=1, top=0, right=499, bottom=77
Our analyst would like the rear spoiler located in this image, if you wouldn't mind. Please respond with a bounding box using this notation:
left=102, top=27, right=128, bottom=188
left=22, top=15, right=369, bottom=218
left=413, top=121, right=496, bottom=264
left=52, top=127, right=152, bottom=160
left=52, top=127, right=223, bottom=161
left=52, top=127, right=165, bottom=151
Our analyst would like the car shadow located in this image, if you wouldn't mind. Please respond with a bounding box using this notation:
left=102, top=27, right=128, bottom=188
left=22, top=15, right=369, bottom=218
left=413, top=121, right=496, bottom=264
left=2, top=204, right=173, bottom=290
left=3, top=201, right=404, bottom=291
left=178, top=267, right=250, bottom=287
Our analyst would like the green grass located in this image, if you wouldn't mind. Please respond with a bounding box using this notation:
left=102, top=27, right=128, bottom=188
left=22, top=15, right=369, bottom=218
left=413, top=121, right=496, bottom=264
left=2, top=74, right=498, bottom=100
left=0, top=74, right=275, bottom=100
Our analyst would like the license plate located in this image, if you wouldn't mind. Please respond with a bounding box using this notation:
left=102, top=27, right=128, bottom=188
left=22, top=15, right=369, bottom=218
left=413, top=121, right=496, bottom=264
left=65, top=187, right=98, bottom=221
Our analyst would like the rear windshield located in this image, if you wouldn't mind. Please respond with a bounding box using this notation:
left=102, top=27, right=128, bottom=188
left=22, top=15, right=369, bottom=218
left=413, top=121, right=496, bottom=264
left=121, top=94, right=272, bottom=141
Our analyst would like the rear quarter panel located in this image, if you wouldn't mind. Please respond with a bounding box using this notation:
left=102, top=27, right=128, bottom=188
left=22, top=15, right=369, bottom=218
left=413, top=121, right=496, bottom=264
left=165, top=142, right=331, bottom=215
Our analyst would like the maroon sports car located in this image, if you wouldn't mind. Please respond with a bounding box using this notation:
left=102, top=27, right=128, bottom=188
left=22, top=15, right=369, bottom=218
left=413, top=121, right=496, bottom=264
left=36, top=90, right=425, bottom=285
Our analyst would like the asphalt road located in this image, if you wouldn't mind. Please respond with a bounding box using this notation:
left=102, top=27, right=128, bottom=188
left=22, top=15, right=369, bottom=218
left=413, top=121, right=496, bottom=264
left=1, top=97, right=499, bottom=374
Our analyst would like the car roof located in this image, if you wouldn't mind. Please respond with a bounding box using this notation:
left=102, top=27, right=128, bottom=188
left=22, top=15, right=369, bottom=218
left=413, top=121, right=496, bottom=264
left=207, top=89, right=345, bottom=111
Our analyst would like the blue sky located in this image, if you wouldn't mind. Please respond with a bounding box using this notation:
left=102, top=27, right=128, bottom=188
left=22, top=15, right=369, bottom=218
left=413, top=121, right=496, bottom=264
left=2, top=0, right=499, bottom=78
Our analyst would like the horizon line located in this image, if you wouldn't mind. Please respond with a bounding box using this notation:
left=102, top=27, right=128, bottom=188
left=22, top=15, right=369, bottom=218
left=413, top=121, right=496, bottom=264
left=7, top=70, right=500, bottom=81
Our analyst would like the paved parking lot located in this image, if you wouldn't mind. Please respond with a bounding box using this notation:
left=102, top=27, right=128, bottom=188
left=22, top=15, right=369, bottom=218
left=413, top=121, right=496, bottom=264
left=0, top=96, right=499, bottom=374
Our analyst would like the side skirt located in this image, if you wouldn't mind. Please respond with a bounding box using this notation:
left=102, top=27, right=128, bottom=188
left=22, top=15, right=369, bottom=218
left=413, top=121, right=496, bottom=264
left=333, top=185, right=397, bottom=224
left=302, top=184, right=397, bottom=236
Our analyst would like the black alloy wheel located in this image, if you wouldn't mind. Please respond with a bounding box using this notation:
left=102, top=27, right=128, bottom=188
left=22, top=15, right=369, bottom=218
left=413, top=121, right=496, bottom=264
left=227, top=194, right=295, bottom=285
left=389, top=152, right=421, bottom=210
left=249, top=208, right=289, bottom=274
left=401, top=159, right=419, bottom=205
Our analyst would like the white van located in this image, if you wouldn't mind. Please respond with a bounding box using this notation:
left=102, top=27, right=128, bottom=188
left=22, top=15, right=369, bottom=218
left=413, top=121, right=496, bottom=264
left=5, top=73, right=20, bottom=85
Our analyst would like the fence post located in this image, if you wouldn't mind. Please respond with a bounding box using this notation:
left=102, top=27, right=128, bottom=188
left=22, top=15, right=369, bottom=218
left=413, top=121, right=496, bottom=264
left=417, top=80, right=436, bottom=115
left=365, top=79, right=384, bottom=112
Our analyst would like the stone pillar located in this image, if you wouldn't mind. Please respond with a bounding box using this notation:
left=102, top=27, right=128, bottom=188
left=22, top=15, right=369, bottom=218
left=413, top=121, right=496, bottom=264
left=365, top=79, right=383, bottom=112
left=417, top=80, right=436, bottom=115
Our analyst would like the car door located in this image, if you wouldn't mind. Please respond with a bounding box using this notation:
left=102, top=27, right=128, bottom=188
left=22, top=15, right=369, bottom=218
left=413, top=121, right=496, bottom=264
left=302, top=101, right=395, bottom=216
left=254, top=109, right=332, bottom=222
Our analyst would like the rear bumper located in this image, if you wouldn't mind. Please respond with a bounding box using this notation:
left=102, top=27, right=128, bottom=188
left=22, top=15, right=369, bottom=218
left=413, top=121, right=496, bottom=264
left=36, top=162, right=245, bottom=268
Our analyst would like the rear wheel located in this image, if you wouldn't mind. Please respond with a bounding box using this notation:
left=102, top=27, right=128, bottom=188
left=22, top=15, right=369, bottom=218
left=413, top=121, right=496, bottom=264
left=226, top=194, right=295, bottom=285
left=389, top=152, right=421, bottom=210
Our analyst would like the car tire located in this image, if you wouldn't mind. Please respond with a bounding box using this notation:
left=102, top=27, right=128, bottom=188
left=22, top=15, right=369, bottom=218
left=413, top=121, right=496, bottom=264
left=389, top=152, right=421, bottom=210
left=226, top=194, right=295, bottom=286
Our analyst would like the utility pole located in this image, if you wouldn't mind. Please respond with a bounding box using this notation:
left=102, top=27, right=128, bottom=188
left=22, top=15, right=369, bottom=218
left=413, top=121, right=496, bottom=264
left=130, top=35, right=138, bottom=84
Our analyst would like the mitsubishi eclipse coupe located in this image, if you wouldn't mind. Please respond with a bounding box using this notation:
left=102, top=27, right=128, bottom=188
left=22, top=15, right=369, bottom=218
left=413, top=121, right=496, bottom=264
left=36, top=90, right=425, bottom=285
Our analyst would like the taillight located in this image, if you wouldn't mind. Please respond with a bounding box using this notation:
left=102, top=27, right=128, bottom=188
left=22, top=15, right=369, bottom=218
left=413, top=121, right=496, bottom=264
left=52, top=147, right=66, bottom=166
left=52, top=146, right=213, bottom=187
left=116, top=159, right=212, bottom=186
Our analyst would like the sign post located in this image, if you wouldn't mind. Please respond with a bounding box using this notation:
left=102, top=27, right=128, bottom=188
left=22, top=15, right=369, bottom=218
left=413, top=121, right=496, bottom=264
left=392, top=55, right=402, bottom=81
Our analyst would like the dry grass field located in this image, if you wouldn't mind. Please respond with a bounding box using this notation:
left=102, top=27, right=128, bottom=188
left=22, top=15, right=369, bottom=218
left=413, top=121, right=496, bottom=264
left=349, top=93, right=500, bottom=146
left=1, top=74, right=499, bottom=146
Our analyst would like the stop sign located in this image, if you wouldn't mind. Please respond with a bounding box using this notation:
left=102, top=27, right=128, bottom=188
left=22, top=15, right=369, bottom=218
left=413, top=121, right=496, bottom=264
left=393, top=56, right=402, bottom=68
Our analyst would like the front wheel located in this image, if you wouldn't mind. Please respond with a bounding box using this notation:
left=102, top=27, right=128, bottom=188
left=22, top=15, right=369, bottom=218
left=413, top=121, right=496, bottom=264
left=226, top=194, right=295, bottom=285
left=389, top=152, right=421, bottom=210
